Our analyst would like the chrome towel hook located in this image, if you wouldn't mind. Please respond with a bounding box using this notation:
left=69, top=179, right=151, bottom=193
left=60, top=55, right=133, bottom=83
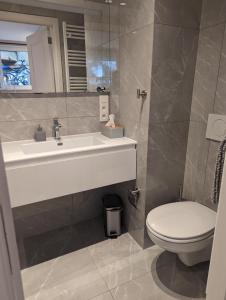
left=137, top=89, right=148, bottom=99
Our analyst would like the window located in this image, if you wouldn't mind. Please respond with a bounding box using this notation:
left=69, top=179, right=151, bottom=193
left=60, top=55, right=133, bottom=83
left=0, top=45, right=31, bottom=91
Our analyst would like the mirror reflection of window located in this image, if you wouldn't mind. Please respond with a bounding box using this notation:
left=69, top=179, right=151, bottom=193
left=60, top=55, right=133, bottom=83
left=0, top=46, right=31, bottom=90
left=0, top=20, right=55, bottom=93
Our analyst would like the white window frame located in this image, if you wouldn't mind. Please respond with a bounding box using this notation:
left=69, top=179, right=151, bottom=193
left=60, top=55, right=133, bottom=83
left=0, top=11, right=63, bottom=92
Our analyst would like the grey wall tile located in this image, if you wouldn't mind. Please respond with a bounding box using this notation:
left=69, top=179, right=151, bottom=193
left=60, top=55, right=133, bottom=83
left=201, top=0, right=226, bottom=28
left=72, top=185, right=118, bottom=225
left=0, top=97, right=67, bottom=121
left=120, top=0, right=155, bottom=35
left=203, top=141, right=219, bottom=210
left=183, top=121, right=210, bottom=205
left=214, top=25, right=226, bottom=114
left=150, top=25, right=199, bottom=123
left=146, top=122, right=189, bottom=213
left=13, top=195, right=73, bottom=238
left=0, top=118, right=68, bottom=142
left=67, top=116, right=101, bottom=135
left=118, top=23, right=154, bottom=247
left=66, top=97, right=99, bottom=117
left=184, top=3, right=226, bottom=211
left=154, top=0, right=202, bottom=29
left=190, top=24, right=225, bottom=123
left=0, top=95, right=105, bottom=141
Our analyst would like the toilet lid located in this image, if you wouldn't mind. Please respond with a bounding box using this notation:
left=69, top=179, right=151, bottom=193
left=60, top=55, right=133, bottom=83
left=146, top=201, right=216, bottom=240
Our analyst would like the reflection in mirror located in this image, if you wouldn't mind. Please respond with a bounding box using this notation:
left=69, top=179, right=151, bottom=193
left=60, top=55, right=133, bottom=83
left=0, top=22, right=55, bottom=93
left=0, top=11, right=63, bottom=93
left=0, top=0, right=116, bottom=95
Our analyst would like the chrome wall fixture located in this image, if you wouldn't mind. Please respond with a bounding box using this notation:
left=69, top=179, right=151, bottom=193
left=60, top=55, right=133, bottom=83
left=137, top=88, right=148, bottom=99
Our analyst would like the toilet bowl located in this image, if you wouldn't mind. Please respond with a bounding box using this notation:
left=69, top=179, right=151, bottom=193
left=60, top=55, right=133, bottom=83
left=146, top=201, right=216, bottom=266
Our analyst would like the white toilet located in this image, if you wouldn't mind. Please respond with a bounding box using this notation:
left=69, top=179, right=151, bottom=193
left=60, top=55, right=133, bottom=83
left=146, top=201, right=216, bottom=266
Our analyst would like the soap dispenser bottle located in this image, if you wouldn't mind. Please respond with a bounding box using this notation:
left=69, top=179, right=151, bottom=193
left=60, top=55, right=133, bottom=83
left=34, top=125, right=46, bottom=142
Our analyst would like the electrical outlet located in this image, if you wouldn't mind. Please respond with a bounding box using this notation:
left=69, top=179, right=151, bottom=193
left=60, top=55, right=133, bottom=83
left=99, top=95, right=109, bottom=122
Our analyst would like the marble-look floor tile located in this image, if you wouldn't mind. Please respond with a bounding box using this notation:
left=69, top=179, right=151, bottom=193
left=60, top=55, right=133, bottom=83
left=22, top=234, right=208, bottom=300
left=22, top=248, right=108, bottom=300
left=111, top=272, right=177, bottom=300
left=91, top=292, right=114, bottom=300
left=151, top=251, right=208, bottom=299
left=97, top=246, right=163, bottom=289
left=88, top=233, right=142, bottom=269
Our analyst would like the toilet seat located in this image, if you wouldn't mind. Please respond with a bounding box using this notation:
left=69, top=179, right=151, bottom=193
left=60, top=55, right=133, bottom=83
left=146, top=201, right=216, bottom=244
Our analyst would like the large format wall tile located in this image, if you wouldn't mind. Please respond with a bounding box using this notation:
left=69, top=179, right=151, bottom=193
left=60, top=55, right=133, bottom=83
left=66, top=97, right=99, bottom=117
left=120, top=0, right=155, bottom=35
left=184, top=4, right=226, bottom=210
left=201, top=0, right=226, bottom=28
left=13, top=195, right=73, bottom=239
left=150, top=25, right=199, bottom=123
left=0, top=95, right=105, bottom=141
left=72, top=185, right=118, bottom=225
left=183, top=122, right=210, bottom=205
left=214, top=24, right=226, bottom=114
left=146, top=121, right=189, bottom=213
left=0, top=97, right=67, bottom=121
left=67, top=116, right=101, bottom=135
left=119, top=24, right=154, bottom=247
left=154, top=0, right=202, bottom=29
left=190, top=24, right=225, bottom=123
left=203, top=141, right=219, bottom=210
left=0, top=118, right=68, bottom=142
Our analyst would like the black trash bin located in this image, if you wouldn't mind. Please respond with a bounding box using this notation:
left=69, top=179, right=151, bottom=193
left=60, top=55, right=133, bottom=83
left=103, top=195, right=123, bottom=238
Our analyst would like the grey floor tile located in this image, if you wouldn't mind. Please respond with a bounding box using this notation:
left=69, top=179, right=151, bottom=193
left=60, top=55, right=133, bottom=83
left=22, top=234, right=208, bottom=300
left=97, top=246, right=163, bottom=290
left=88, top=233, right=142, bottom=269
left=151, top=251, right=208, bottom=299
left=111, top=272, right=177, bottom=300
left=22, top=248, right=108, bottom=300
left=91, top=292, right=114, bottom=300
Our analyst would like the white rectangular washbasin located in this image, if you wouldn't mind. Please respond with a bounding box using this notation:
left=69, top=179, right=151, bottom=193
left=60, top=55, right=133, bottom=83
left=2, top=132, right=137, bottom=208
left=21, top=135, right=104, bottom=155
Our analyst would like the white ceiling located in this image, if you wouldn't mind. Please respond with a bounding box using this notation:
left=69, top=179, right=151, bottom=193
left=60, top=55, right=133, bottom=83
left=0, top=21, right=41, bottom=43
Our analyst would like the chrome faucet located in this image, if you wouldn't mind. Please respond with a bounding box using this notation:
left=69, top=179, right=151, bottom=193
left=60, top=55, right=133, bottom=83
left=52, top=118, right=62, bottom=141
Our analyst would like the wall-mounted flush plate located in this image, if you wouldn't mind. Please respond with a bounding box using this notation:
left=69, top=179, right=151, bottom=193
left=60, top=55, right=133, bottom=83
left=99, top=95, right=109, bottom=122
left=206, top=114, right=226, bottom=142
left=128, top=188, right=140, bottom=208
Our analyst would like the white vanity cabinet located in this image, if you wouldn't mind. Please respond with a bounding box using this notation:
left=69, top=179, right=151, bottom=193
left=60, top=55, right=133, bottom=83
left=3, top=133, right=137, bottom=207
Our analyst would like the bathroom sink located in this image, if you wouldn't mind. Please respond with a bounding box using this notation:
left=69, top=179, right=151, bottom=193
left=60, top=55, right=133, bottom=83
left=3, top=132, right=137, bottom=207
left=21, top=135, right=104, bottom=154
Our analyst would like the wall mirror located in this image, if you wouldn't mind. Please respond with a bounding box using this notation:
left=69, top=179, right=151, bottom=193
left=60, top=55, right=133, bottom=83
left=0, top=0, right=115, bottom=95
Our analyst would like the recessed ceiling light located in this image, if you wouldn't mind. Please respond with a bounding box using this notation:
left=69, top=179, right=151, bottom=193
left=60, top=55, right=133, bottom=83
left=120, top=2, right=127, bottom=5
left=105, top=0, right=112, bottom=3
